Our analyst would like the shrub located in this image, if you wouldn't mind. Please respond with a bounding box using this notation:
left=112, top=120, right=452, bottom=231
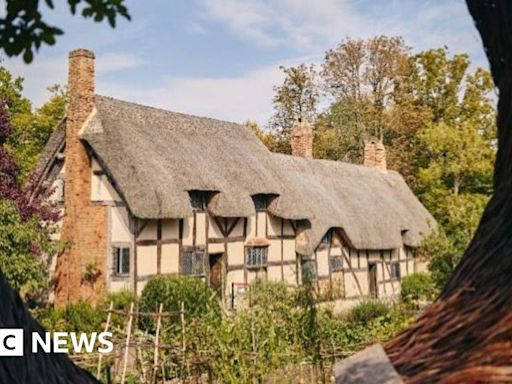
left=102, top=289, right=138, bottom=329
left=345, top=300, right=390, bottom=326
left=105, top=289, right=138, bottom=310
left=249, top=279, right=297, bottom=309
left=40, top=301, right=103, bottom=333
left=400, top=272, right=437, bottom=303
left=139, top=275, right=221, bottom=334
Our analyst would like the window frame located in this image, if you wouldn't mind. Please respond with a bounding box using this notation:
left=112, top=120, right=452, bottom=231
left=182, top=249, right=206, bottom=276
left=329, top=255, right=343, bottom=273
left=389, top=262, right=401, bottom=281
left=112, top=244, right=130, bottom=277
left=245, top=246, right=268, bottom=269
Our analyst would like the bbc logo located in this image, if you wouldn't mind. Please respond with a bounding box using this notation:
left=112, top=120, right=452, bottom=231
left=0, top=329, right=24, bottom=356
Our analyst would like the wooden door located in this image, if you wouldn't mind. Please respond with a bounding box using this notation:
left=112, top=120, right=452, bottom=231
left=209, top=253, right=223, bottom=297
left=368, top=263, right=378, bottom=298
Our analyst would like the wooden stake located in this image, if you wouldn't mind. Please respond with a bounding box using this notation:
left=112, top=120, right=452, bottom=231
left=153, top=303, right=163, bottom=384
left=96, top=301, right=113, bottom=379
left=121, top=302, right=135, bottom=384
left=180, top=301, right=186, bottom=378
left=251, top=317, right=257, bottom=384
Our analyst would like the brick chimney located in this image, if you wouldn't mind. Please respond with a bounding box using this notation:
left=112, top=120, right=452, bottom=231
left=291, top=119, right=313, bottom=158
left=55, top=49, right=108, bottom=305
left=363, top=139, right=387, bottom=172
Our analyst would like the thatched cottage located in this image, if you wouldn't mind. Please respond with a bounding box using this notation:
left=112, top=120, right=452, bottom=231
left=34, top=49, right=435, bottom=306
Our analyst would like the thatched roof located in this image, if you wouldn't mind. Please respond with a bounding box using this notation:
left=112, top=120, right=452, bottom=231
left=273, top=155, right=434, bottom=254
left=32, top=119, right=65, bottom=189
left=35, top=95, right=435, bottom=254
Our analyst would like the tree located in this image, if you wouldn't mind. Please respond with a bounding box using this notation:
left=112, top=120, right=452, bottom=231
left=0, top=98, right=58, bottom=295
left=269, top=64, right=318, bottom=154
left=0, top=0, right=131, bottom=63
left=413, top=50, right=496, bottom=287
left=317, top=36, right=412, bottom=164
left=386, top=3, right=512, bottom=381
left=9, top=85, right=66, bottom=180
left=243, top=120, right=279, bottom=152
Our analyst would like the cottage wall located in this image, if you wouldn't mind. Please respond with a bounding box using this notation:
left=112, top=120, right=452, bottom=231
left=51, top=154, right=421, bottom=305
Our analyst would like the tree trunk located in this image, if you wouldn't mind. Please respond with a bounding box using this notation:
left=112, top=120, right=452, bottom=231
left=386, top=1, right=512, bottom=382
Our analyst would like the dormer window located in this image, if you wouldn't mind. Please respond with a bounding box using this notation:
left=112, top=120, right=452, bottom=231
left=189, top=191, right=209, bottom=211
left=252, top=194, right=269, bottom=211
left=319, top=229, right=332, bottom=248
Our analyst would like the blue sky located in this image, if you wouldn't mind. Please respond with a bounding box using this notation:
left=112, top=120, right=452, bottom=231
left=4, top=0, right=485, bottom=124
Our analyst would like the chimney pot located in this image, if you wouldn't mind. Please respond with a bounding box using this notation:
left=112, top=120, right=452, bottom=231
left=69, top=49, right=95, bottom=59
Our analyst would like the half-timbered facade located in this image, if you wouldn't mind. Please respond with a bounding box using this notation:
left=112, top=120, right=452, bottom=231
left=34, top=50, right=435, bottom=306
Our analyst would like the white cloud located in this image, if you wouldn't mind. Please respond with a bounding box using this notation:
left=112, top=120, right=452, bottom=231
left=3, top=51, right=144, bottom=107
left=196, top=0, right=482, bottom=62
left=96, top=52, right=144, bottom=73
left=197, top=0, right=362, bottom=50
left=98, top=56, right=317, bottom=125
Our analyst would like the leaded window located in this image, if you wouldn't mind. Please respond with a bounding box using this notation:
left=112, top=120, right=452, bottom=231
left=301, top=258, right=317, bottom=283
left=329, top=255, right=343, bottom=272
left=113, top=246, right=130, bottom=276
left=246, top=246, right=268, bottom=268
left=183, top=250, right=205, bottom=276
left=390, top=262, right=401, bottom=280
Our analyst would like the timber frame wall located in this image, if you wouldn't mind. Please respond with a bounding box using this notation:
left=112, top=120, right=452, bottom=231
left=48, top=154, right=420, bottom=305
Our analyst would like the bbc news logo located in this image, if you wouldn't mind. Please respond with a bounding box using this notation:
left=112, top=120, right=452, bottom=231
left=0, top=329, right=113, bottom=357
left=0, top=329, right=23, bottom=356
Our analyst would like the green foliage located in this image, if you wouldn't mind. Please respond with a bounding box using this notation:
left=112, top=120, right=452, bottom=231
left=105, top=289, right=138, bottom=310
left=266, top=39, right=496, bottom=290
left=400, top=272, right=437, bottom=303
left=248, top=278, right=297, bottom=308
left=413, top=49, right=495, bottom=287
left=0, top=200, right=53, bottom=295
left=8, top=85, right=66, bottom=181
left=0, top=0, right=130, bottom=63
left=344, top=300, right=391, bottom=326
left=139, top=275, right=221, bottom=334
left=39, top=300, right=103, bottom=333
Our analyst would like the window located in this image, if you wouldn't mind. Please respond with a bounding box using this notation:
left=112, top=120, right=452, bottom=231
left=188, top=191, right=207, bottom=211
left=246, top=246, right=268, bottom=268
left=252, top=194, right=269, bottom=211
left=296, top=219, right=311, bottom=229
left=329, top=255, right=343, bottom=272
left=183, top=250, right=205, bottom=276
left=390, top=263, right=401, bottom=280
left=301, top=258, right=317, bottom=283
left=113, top=246, right=130, bottom=276
left=320, top=230, right=332, bottom=248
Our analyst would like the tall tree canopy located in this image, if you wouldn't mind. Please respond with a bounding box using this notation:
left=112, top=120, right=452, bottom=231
left=267, top=37, right=496, bottom=290
left=269, top=64, right=318, bottom=154
left=386, top=2, right=512, bottom=382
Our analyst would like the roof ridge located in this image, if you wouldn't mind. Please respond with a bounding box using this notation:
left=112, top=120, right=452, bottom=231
left=95, top=94, right=242, bottom=127
left=272, top=152, right=401, bottom=177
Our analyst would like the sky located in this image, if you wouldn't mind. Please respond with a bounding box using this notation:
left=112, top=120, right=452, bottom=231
left=3, top=0, right=486, bottom=125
